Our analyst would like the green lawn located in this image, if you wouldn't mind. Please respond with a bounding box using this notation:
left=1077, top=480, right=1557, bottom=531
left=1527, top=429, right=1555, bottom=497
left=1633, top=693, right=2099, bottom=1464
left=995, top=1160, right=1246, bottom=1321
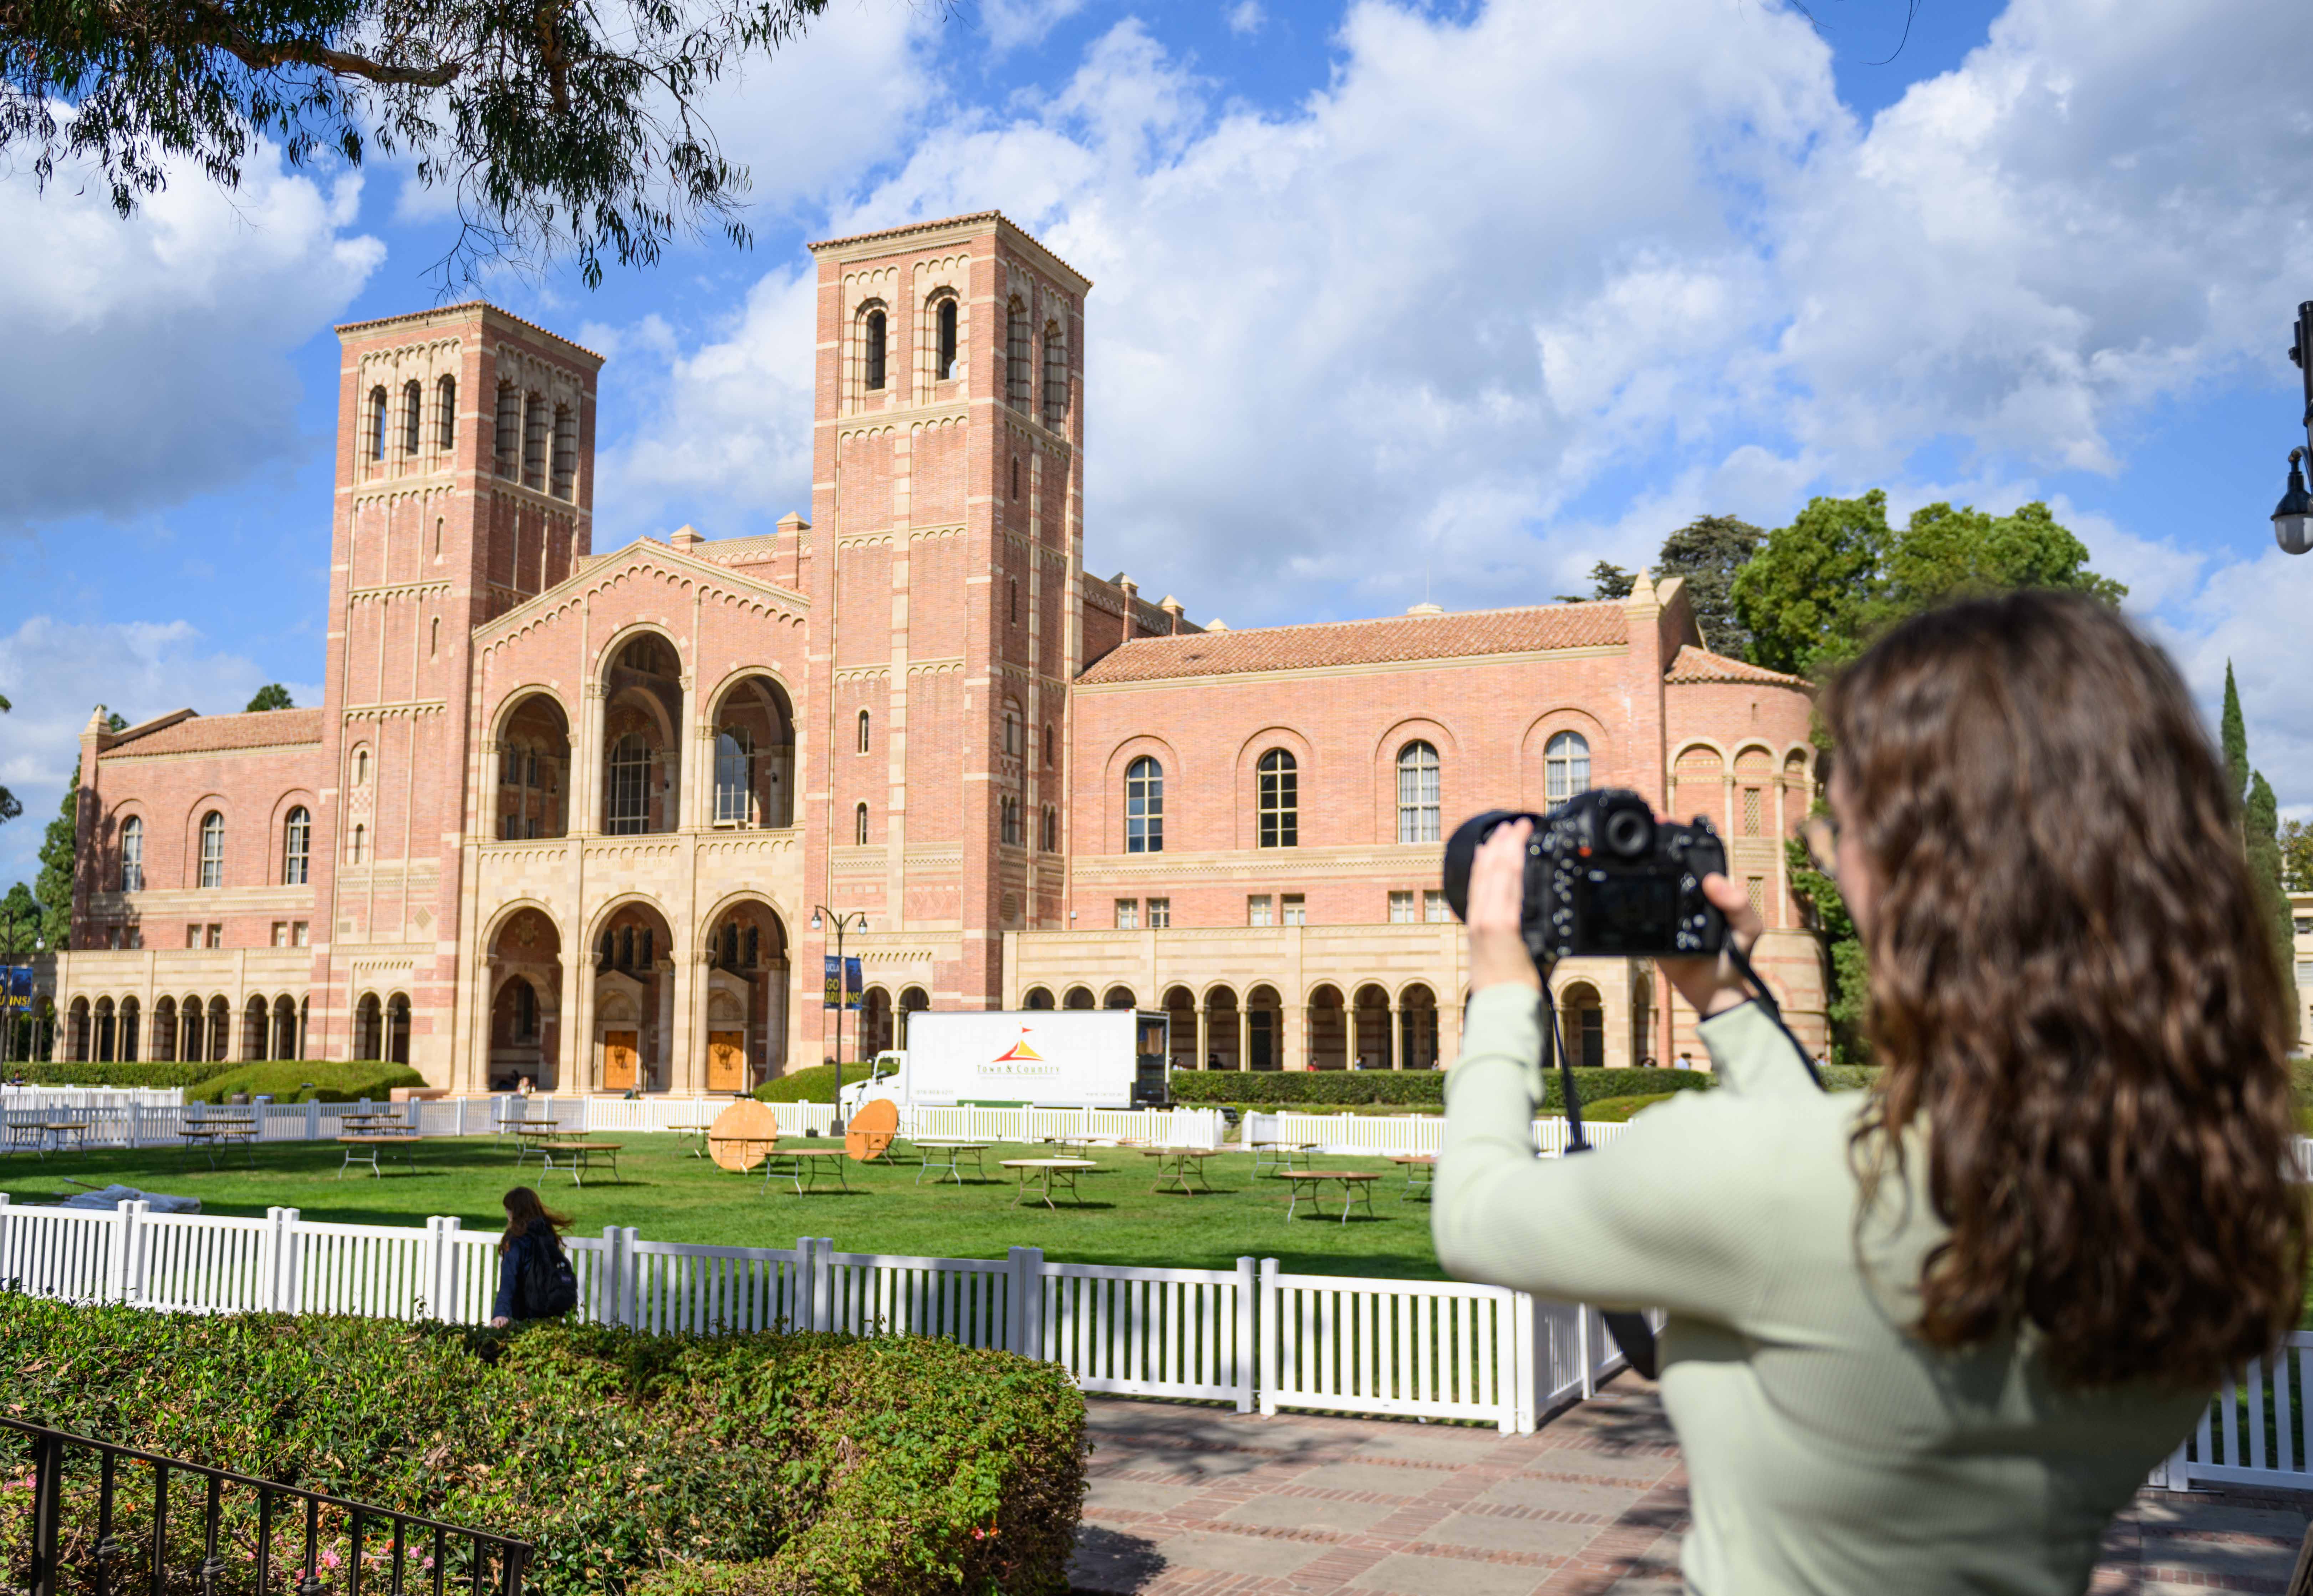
left=0, top=1133, right=1448, bottom=1281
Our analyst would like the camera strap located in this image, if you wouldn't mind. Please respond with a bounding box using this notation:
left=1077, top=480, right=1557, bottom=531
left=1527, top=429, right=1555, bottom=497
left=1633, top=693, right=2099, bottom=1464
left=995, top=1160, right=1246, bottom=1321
left=1539, top=982, right=1660, bottom=1381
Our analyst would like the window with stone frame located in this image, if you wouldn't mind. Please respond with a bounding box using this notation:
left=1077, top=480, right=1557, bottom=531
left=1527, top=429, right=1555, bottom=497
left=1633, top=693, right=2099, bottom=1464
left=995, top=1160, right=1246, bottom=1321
left=1281, top=893, right=1305, bottom=927
left=551, top=405, right=577, bottom=499
left=494, top=382, right=522, bottom=476
left=1006, top=297, right=1031, bottom=409
left=435, top=375, right=458, bottom=450
left=606, top=734, right=652, bottom=835
left=197, top=812, right=224, bottom=889
left=205, top=923, right=222, bottom=948
left=1041, top=805, right=1058, bottom=851
left=1388, top=890, right=1416, bottom=923
left=368, top=386, right=389, bottom=462
left=522, top=393, right=549, bottom=490
left=293, top=921, right=310, bottom=947
left=1042, top=318, right=1068, bottom=426
left=1125, top=756, right=1164, bottom=853
left=935, top=295, right=959, bottom=380
left=119, top=816, right=143, bottom=892
left=713, top=727, right=756, bottom=827
left=1145, top=897, right=1170, bottom=928
left=1396, top=741, right=1441, bottom=843
left=1544, top=731, right=1591, bottom=805
left=855, top=802, right=870, bottom=846
left=1257, top=749, right=1298, bottom=848
left=282, top=807, right=310, bottom=885
left=1742, top=786, right=1763, bottom=835
left=862, top=306, right=887, bottom=391
left=1423, top=889, right=1451, bottom=923
left=1114, top=898, right=1137, bottom=930
left=858, top=709, right=871, bottom=754
left=1247, top=894, right=1273, bottom=927
left=402, top=381, right=423, bottom=455
left=350, top=824, right=366, bottom=864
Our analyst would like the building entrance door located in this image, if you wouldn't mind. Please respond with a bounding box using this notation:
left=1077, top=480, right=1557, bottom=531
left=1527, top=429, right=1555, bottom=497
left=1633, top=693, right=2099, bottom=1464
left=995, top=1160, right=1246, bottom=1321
left=707, top=1031, right=746, bottom=1093
left=603, top=1030, right=638, bottom=1091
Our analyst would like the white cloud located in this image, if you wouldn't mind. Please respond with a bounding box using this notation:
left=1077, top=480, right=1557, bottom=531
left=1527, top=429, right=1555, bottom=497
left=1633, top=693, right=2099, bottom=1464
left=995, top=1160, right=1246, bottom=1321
left=981, top=0, right=1088, bottom=56
left=1226, top=1, right=1265, bottom=36
left=0, top=146, right=382, bottom=527
left=0, top=617, right=321, bottom=883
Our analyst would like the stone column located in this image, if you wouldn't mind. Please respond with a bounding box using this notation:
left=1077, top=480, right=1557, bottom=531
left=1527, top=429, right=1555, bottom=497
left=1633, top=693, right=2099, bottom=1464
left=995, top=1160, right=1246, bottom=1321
left=1237, top=1006, right=1250, bottom=1073
left=1283, top=998, right=1307, bottom=1073
left=1195, top=1003, right=1208, bottom=1071
left=557, top=941, right=589, bottom=1090
left=669, top=946, right=712, bottom=1095
left=1389, top=1004, right=1402, bottom=1070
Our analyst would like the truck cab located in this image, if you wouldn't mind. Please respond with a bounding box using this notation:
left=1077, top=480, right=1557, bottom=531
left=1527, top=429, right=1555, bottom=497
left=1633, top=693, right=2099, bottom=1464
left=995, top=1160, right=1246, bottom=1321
left=837, top=1051, right=907, bottom=1120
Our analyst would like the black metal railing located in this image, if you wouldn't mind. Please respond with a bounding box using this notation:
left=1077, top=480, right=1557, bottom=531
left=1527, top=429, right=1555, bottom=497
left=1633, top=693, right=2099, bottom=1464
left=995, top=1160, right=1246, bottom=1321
left=4, top=1417, right=530, bottom=1596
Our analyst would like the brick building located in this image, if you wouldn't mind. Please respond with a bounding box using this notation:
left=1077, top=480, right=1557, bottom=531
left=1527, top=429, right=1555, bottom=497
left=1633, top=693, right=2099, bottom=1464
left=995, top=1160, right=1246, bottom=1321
left=51, top=211, right=1826, bottom=1089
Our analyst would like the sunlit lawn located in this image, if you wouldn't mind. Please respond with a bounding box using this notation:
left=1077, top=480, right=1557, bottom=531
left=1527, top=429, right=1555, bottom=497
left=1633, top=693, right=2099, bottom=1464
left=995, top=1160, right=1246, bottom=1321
left=0, top=1133, right=1448, bottom=1280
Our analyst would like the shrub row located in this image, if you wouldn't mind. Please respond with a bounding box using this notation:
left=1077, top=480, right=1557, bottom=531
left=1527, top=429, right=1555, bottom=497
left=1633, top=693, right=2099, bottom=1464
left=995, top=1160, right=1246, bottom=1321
left=0, top=1297, right=1086, bottom=1596
left=184, top=1060, right=428, bottom=1103
left=7, top=1060, right=238, bottom=1089
left=1168, top=1066, right=1726, bottom=1110
left=752, top=1062, right=842, bottom=1105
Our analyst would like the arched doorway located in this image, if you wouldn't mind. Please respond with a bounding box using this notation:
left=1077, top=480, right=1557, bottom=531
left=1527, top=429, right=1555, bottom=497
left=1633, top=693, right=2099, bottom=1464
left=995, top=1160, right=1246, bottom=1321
left=206, top=996, right=231, bottom=1061
left=1352, top=984, right=1391, bottom=1070
left=1063, top=985, right=1095, bottom=1010
left=93, top=997, right=115, bottom=1063
left=487, top=908, right=562, bottom=1090
left=594, top=900, right=676, bottom=1091
left=242, top=995, right=268, bottom=1060
left=600, top=634, right=684, bottom=834
left=860, top=988, right=895, bottom=1056
left=1024, top=986, right=1055, bottom=1010
left=386, top=995, right=411, bottom=1066
left=1559, top=981, right=1605, bottom=1069
left=118, top=997, right=140, bottom=1062
left=153, top=998, right=178, bottom=1062
left=1399, top=984, right=1439, bottom=1070
left=353, top=994, right=383, bottom=1061
left=66, top=998, right=90, bottom=1062
left=178, top=995, right=205, bottom=1064
left=1101, top=985, right=1136, bottom=1010
left=1246, top=985, right=1283, bottom=1071
left=1631, top=974, right=1656, bottom=1068
left=1162, top=986, right=1196, bottom=1069
left=709, top=675, right=796, bottom=828
left=1305, top=985, right=1346, bottom=1070
left=1204, top=986, right=1239, bottom=1070
left=495, top=694, right=573, bottom=839
left=272, top=995, right=299, bottom=1061
left=898, top=986, right=929, bottom=1047
left=702, top=897, right=789, bottom=1090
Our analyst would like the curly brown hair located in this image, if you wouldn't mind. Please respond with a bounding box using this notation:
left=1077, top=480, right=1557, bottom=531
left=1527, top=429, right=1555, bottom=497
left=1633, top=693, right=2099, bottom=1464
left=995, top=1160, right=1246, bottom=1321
left=1824, top=590, right=2304, bottom=1390
left=498, top=1186, right=573, bottom=1254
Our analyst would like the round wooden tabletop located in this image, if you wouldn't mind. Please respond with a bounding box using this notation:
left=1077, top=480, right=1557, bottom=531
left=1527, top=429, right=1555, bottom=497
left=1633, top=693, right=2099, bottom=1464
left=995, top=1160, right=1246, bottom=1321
left=708, top=1099, right=780, bottom=1171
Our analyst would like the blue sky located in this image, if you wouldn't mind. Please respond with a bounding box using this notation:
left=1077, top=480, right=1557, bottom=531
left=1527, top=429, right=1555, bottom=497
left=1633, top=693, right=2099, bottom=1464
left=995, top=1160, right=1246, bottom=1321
left=3, top=0, right=2311, bottom=888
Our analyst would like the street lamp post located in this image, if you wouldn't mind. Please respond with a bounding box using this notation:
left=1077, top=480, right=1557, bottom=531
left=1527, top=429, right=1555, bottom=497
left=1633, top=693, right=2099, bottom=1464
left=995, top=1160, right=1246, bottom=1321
left=810, top=906, right=868, bottom=1103
left=2274, top=301, right=2313, bottom=555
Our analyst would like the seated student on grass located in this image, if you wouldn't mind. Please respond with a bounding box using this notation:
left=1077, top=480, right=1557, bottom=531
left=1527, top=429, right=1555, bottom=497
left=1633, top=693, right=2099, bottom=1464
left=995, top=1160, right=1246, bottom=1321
left=1435, top=592, right=2306, bottom=1596
left=491, top=1187, right=579, bottom=1327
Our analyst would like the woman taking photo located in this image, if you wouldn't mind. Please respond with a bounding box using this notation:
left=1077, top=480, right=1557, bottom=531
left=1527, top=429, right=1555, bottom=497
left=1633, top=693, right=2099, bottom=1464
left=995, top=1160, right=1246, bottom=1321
left=1435, top=592, right=2305, bottom=1595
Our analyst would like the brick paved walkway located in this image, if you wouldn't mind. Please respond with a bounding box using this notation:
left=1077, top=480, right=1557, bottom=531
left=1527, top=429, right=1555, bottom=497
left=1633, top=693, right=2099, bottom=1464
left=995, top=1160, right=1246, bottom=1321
left=1069, top=1378, right=2312, bottom=1595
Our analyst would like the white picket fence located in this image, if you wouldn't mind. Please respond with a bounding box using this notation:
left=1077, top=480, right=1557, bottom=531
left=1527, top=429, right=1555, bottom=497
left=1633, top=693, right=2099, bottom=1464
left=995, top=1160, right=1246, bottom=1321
left=0, top=1197, right=1629, bottom=1434
left=0, top=1084, right=186, bottom=1111
left=1240, top=1110, right=1635, bottom=1158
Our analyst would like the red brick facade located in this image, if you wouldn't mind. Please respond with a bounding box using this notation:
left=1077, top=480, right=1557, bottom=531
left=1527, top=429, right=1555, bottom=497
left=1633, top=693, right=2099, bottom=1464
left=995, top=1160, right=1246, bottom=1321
left=55, top=213, right=1824, bottom=1084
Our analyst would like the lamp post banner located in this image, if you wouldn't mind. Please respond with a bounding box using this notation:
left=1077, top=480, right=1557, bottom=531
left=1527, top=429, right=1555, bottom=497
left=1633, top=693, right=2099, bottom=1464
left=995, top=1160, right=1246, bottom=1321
left=1, top=968, right=30, bottom=1013
left=821, top=957, right=862, bottom=1010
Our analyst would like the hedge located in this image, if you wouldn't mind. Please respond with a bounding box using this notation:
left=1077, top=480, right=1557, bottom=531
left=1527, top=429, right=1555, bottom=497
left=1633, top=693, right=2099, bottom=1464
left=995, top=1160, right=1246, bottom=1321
left=1169, top=1067, right=1722, bottom=1111
left=185, top=1060, right=429, bottom=1103
left=0, top=1297, right=1086, bottom=1596
left=752, top=1063, right=842, bottom=1105
left=7, top=1060, right=237, bottom=1089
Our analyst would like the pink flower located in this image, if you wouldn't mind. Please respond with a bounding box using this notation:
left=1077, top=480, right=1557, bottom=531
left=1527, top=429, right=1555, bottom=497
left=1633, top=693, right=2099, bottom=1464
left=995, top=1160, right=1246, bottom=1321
left=321, top=1551, right=342, bottom=1570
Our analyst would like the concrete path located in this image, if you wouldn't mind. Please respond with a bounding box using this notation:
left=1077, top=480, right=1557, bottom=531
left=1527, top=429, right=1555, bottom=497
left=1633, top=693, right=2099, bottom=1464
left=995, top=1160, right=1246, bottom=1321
left=1069, top=1380, right=2310, bottom=1595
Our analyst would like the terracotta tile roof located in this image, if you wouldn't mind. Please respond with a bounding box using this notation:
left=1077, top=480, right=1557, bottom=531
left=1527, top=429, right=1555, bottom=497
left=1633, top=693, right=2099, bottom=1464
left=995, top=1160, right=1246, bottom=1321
left=1662, top=646, right=1811, bottom=688
left=333, top=302, right=604, bottom=364
left=105, top=708, right=325, bottom=758
left=807, top=211, right=1091, bottom=287
left=1076, top=603, right=1629, bottom=685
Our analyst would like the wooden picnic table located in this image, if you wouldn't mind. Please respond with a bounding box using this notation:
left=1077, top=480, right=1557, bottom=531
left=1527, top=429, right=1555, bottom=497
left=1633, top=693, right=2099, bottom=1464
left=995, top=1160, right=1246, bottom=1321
left=1390, top=1155, right=1435, bottom=1201
left=511, top=1126, right=590, bottom=1166
left=1003, top=1157, right=1097, bottom=1209
left=913, top=1140, right=992, bottom=1186
left=1143, top=1147, right=1216, bottom=1195
left=340, top=1113, right=414, bottom=1136
left=667, top=1122, right=717, bottom=1158
left=758, top=1146, right=851, bottom=1195
left=495, top=1116, right=561, bottom=1147
left=531, top=1141, right=623, bottom=1187
left=4, top=1121, right=90, bottom=1159
left=1282, top=1170, right=1382, bottom=1223
left=178, top=1123, right=259, bottom=1170
left=336, top=1134, right=423, bottom=1178
left=1249, top=1139, right=1319, bottom=1177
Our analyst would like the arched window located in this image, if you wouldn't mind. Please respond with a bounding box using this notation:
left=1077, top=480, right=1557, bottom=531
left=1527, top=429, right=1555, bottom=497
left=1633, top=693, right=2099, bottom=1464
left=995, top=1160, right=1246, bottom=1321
left=282, top=806, right=310, bottom=886
left=522, top=392, right=548, bottom=490
left=1043, top=319, right=1067, bottom=426
left=1544, top=730, right=1591, bottom=805
left=1000, top=796, right=1022, bottom=847
left=435, top=374, right=457, bottom=450
left=367, top=386, right=388, bottom=462
left=1044, top=723, right=1054, bottom=766
left=433, top=517, right=444, bottom=559
left=1009, top=577, right=1019, bottom=624
left=1257, top=749, right=1298, bottom=848
left=350, top=823, right=366, bottom=865
left=863, top=307, right=887, bottom=391
left=430, top=616, right=440, bottom=658
left=550, top=405, right=577, bottom=498
left=197, top=811, right=224, bottom=888
left=857, top=709, right=871, bottom=754
left=1010, top=457, right=1020, bottom=500
left=606, top=734, right=651, bottom=834
left=353, top=747, right=369, bottom=787
left=1125, top=757, right=1164, bottom=854
left=1396, top=741, right=1441, bottom=844
left=1002, top=707, right=1021, bottom=757
left=936, top=296, right=959, bottom=380
left=402, top=381, right=423, bottom=455
left=119, top=816, right=143, bottom=892
left=714, top=727, right=754, bottom=826
left=854, top=802, right=870, bottom=846
left=1006, top=297, right=1031, bottom=408
left=1041, top=805, right=1058, bottom=851
left=494, top=382, right=522, bottom=476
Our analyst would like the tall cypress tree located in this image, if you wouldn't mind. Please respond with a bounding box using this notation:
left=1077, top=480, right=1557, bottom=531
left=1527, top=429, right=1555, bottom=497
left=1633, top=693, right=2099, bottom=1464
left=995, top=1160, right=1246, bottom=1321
left=2221, top=663, right=2250, bottom=811
left=33, top=781, right=78, bottom=953
left=2245, top=773, right=2299, bottom=1045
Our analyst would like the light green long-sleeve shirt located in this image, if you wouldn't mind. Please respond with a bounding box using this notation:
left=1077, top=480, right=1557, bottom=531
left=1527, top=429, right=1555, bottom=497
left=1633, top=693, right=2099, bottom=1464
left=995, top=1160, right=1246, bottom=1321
left=1434, top=985, right=2208, bottom=1596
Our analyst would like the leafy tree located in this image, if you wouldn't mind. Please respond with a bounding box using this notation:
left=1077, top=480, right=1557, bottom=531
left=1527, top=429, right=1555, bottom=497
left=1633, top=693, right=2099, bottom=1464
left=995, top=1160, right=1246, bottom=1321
left=1655, top=515, right=1764, bottom=659
left=1559, top=561, right=1634, bottom=603
left=3, top=0, right=826, bottom=286
left=0, top=690, right=18, bottom=827
left=2282, top=817, right=2313, bottom=894
left=33, top=780, right=77, bottom=952
left=245, top=684, right=294, bottom=713
left=0, top=881, right=38, bottom=959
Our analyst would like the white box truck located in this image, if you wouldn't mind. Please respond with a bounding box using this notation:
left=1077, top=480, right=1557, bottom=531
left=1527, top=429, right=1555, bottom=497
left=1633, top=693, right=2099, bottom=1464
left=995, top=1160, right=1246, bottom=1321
left=836, top=1009, right=1171, bottom=1117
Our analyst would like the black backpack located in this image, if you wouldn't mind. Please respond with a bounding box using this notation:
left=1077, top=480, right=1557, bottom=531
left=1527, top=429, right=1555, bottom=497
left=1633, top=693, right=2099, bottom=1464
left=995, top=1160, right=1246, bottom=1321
left=518, top=1229, right=579, bottom=1319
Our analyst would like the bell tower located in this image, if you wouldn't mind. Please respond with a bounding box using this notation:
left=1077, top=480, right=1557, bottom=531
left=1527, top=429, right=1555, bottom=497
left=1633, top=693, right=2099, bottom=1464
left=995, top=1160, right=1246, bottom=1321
left=307, top=304, right=603, bottom=1070
left=800, top=214, right=1089, bottom=1038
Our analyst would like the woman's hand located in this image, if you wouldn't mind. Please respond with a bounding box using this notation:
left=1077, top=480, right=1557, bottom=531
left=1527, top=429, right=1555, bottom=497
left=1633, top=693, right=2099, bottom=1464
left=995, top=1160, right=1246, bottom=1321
left=1466, top=819, right=1542, bottom=994
left=1659, top=875, right=1766, bottom=1020
left=490, top=1315, right=510, bottom=1329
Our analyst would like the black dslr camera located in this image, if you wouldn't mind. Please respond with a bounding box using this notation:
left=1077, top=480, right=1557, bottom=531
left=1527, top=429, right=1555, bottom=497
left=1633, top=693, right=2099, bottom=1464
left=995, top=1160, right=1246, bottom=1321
left=1441, top=789, right=1728, bottom=966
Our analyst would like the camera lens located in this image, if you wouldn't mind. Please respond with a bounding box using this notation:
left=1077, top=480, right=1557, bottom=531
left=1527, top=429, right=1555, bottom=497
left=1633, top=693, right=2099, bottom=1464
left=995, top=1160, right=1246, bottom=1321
left=1601, top=805, right=1654, bottom=859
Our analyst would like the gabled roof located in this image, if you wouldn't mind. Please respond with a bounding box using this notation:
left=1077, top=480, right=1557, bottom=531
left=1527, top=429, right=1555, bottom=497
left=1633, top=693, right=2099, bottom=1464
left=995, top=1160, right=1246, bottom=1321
left=1076, top=603, right=1629, bottom=686
left=474, top=534, right=809, bottom=650
left=1662, top=646, right=1810, bottom=688
left=102, top=708, right=324, bottom=758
